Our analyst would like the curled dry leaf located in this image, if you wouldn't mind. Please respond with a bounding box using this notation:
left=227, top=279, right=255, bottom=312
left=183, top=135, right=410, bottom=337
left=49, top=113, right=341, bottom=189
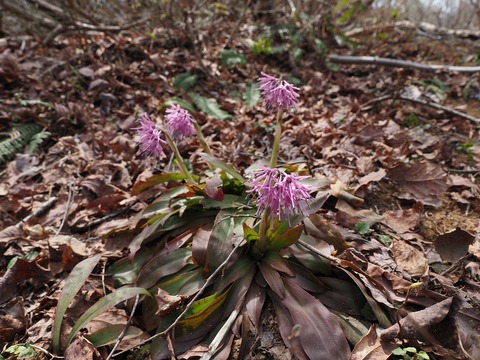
left=434, top=227, right=475, bottom=263
left=350, top=325, right=397, bottom=360
left=381, top=297, right=478, bottom=359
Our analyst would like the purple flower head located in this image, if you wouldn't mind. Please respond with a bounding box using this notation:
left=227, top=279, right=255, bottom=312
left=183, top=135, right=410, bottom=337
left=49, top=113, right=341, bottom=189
left=132, top=113, right=167, bottom=158
left=257, top=72, right=300, bottom=112
left=165, top=104, right=196, bottom=140
left=245, top=166, right=314, bottom=223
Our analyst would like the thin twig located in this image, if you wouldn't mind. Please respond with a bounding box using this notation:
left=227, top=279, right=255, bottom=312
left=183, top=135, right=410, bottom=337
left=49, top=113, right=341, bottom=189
left=112, top=239, right=245, bottom=358
left=297, top=239, right=339, bottom=264
left=200, top=308, right=240, bottom=360
left=15, top=197, right=57, bottom=228
left=106, top=294, right=141, bottom=360
left=447, top=168, right=480, bottom=174
left=54, top=183, right=74, bottom=236
left=361, top=94, right=480, bottom=124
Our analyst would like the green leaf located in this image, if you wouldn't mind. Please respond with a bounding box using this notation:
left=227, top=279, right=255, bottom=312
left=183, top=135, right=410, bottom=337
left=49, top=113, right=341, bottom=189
left=137, top=248, right=193, bottom=289
left=251, top=37, right=272, bottom=56
left=355, top=222, right=370, bottom=235
left=267, top=224, right=304, bottom=251
left=53, top=255, right=101, bottom=354
left=5, top=344, right=37, bottom=359
left=176, top=291, right=228, bottom=335
left=199, top=153, right=244, bottom=182
left=242, top=222, right=258, bottom=244
left=244, top=82, right=260, bottom=108
left=392, top=347, right=407, bottom=356
left=66, top=287, right=150, bottom=348
left=173, top=72, right=198, bottom=91
left=165, top=97, right=196, bottom=113
left=159, top=267, right=205, bottom=296
left=219, top=49, right=247, bottom=67
left=131, top=173, right=188, bottom=195
left=205, top=210, right=235, bottom=272
left=188, top=92, right=232, bottom=120
left=200, top=194, right=246, bottom=210
left=107, top=250, right=151, bottom=287
left=378, top=234, right=392, bottom=246
left=86, top=325, right=144, bottom=347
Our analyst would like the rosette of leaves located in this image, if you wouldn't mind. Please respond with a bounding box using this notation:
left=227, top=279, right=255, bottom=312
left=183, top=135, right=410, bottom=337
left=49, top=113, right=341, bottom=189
left=107, top=156, right=383, bottom=359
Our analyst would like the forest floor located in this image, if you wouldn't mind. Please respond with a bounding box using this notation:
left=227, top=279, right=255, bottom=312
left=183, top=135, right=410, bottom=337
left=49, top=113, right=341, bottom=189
left=0, top=18, right=479, bottom=360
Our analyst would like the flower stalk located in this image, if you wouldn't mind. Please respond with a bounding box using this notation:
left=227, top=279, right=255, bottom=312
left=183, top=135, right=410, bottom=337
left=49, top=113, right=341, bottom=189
left=193, top=122, right=213, bottom=155
left=163, top=131, right=196, bottom=185
left=269, top=108, right=284, bottom=168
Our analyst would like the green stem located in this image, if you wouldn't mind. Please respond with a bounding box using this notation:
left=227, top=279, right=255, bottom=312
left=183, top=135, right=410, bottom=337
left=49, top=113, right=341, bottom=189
left=164, top=132, right=196, bottom=185
left=269, top=109, right=284, bottom=168
left=256, top=208, right=270, bottom=254
left=193, top=122, right=212, bottom=155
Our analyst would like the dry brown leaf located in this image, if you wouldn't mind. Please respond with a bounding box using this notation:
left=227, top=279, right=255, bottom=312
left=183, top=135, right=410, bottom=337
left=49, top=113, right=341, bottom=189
left=350, top=325, right=397, bottom=360
left=64, top=336, right=101, bottom=360
left=391, top=241, right=428, bottom=277
left=388, top=161, right=448, bottom=205
left=434, top=227, right=475, bottom=263
left=382, top=202, right=423, bottom=234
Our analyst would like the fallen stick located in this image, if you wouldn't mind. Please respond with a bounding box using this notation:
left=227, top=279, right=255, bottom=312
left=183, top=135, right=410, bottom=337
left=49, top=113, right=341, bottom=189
left=361, top=94, right=480, bottom=124
left=346, top=20, right=480, bottom=40
left=328, top=54, right=480, bottom=73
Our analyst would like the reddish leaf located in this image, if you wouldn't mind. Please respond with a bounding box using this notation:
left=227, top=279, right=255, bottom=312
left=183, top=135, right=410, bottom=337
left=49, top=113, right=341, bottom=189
left=204, top=174, right=224, bottom=201
left=273, top=277, right=351, bottom=360
left=245, top=282, right=266, bottom=328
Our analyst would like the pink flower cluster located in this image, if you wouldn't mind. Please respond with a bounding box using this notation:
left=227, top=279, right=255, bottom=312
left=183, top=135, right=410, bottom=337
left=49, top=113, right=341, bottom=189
left=133, top=105, right=196, bottom=158
left=245, top=165, right=314, bottom=222
left=165, top=104, right=196, bottom=140
left=257, top=72, right=300, bottom=112
left=132, top=113, right=167, bottom=158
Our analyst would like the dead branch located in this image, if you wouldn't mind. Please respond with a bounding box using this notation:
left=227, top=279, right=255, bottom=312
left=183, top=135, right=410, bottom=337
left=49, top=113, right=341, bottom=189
left=346, top=20, right=480, bottom=40
left=328, top=54, right=480, bottom=73
left=361, top=94, right=480, bottom=124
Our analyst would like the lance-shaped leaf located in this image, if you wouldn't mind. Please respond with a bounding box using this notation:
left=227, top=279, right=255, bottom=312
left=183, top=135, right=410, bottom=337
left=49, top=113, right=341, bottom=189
left=131, top=173, right=189, bottom=195
left=267, top=223, right=304, bottom=251
left=245, top=282, right=266, bottom=328
left=274, top=277, right=351, bottom=359
left=137, top=248, right=193, bottom=289
left=188, top=92, right=233, bottom=120
left=53, top=255, right=101, bottom=354
left=158, top=291, right=229, bottom=344
left=66, top=287, right=150, bottom=348
left=86, top=324, right=144, bottom=347
left=259, top=262, right=285, bottom=299
left=242, top=222, right=258, bottom=245
left=205, top=210, right=236, bottom=272
left=198, top=153, right=245, bottom=182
